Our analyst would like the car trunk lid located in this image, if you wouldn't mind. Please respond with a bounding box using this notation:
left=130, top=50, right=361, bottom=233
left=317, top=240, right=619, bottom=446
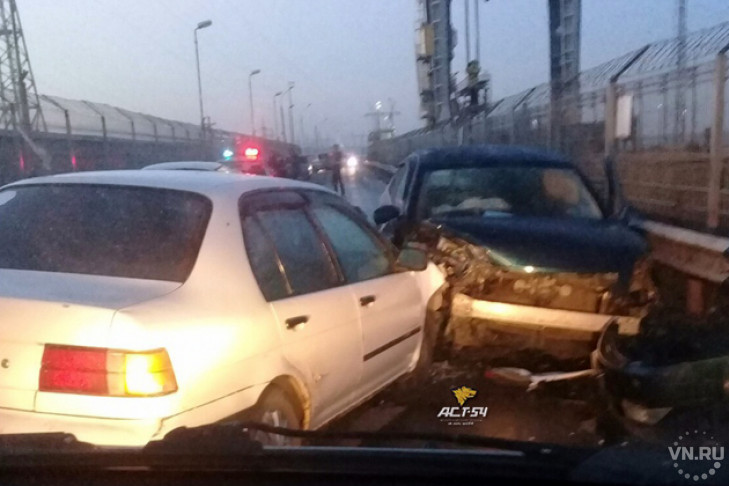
left=0, top=269, right=180, bottom=411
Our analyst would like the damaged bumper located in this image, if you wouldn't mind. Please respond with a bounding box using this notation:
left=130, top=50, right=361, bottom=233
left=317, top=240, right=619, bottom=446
left=447, top=293, right=641, bottom=356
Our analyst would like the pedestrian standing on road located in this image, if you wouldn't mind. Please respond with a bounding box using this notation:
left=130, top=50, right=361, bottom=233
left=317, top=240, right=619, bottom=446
left=330, top=144, right=345, bottom=195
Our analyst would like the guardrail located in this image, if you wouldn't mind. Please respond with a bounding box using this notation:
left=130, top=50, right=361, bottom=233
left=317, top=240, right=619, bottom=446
left=642, top=221, right=729, bottom=314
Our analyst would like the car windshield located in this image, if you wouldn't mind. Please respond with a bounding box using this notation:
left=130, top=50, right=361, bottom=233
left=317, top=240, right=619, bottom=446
left=417, top=166, right=602, bottom=220
left=0, top=185, right=211, bottom=282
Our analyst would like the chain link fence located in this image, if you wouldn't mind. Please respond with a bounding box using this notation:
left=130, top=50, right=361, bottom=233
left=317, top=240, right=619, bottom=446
left=370, top=21, right=729, bottom=233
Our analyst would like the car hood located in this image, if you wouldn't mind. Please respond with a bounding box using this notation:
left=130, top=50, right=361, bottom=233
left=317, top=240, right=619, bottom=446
left=431, top=215, right=647, bottom=276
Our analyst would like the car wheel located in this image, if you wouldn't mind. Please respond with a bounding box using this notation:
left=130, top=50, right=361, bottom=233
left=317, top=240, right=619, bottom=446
left=250, top=386, right=302, bottom=446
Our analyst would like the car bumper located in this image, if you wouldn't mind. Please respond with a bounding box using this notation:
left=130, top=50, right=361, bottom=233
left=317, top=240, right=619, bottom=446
left=447, top=293, right=641, bottom=356
left=0, top=407, right=161, bottom=447
left=0, top=384, right=268, bottom=447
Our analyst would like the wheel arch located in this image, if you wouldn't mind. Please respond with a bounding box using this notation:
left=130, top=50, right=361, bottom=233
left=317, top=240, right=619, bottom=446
left=265, top=375, right=312, bottom=429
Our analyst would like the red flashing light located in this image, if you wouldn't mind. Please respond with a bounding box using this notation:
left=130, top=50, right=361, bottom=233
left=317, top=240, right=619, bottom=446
left=244, top=147, right=259, bottom=160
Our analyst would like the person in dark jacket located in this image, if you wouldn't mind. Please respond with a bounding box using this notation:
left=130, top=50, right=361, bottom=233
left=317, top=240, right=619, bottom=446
left=330, top=144, right=345, bottom=195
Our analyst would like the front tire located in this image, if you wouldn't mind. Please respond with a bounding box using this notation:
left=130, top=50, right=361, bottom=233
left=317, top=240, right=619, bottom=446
left=250, top=386, right=302, bottom=446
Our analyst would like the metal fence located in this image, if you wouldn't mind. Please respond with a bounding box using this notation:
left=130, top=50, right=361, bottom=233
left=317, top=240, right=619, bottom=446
left=370, top=21, right=729, bottom=233
left=0, top=94, right=298, bottom=184
left=40, top=95, right=205, bottom=142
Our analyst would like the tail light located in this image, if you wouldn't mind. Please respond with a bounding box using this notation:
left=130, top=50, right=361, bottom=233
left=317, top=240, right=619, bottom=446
left=40, top=345, right=177, bottom=397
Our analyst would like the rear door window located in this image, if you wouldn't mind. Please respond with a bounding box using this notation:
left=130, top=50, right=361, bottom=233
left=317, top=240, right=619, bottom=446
left=241, top=216, right=289, bottom=301
left=257, top=208, right=339, bottom=295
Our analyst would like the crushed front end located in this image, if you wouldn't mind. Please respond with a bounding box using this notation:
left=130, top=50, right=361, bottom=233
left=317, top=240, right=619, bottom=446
left=410, top=223, right=657, bottom=359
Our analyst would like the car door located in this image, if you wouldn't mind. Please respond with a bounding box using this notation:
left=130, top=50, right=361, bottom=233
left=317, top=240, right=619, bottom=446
left=306, top=192, right=424, bottom=399
left=240, top=191, right=362, bottom=425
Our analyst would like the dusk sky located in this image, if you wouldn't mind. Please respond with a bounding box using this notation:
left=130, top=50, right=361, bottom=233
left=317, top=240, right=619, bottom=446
left=19, top=0, right=729, bottom=146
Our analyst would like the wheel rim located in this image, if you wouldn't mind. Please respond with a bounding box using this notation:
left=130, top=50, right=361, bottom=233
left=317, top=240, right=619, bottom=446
left=255, top=407, right=294, bottom=446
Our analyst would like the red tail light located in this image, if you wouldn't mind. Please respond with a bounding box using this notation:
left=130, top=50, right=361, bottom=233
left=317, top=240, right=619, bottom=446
left=39, top=345, right=177, bottom=397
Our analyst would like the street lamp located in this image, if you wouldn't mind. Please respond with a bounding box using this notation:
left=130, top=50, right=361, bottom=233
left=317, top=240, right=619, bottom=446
left=300, top=103, right=311, bottom=148
left=273, top=91, right=283, bottom=141
left=248, top=69, right=261, bottom=136
left=194, top=20, right=213, bottom=130
left=285, top=82, right=295, bottom=144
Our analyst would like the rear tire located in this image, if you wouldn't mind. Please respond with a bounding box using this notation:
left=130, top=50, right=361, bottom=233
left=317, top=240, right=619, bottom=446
left=250, top=386, right=302, bottom=446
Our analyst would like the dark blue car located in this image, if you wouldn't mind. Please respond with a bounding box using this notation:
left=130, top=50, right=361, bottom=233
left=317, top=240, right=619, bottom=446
left=373, top=145, right=656, bottom=356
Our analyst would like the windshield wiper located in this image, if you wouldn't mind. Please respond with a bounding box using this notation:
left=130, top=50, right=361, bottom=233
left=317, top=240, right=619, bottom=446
left=144, top=421, right=596, bottom=463
left=0, top=433, right=95, bottom=454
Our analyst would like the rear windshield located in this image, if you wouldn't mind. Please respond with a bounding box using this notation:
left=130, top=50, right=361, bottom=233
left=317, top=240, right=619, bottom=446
left=0, top=184, right=211, bottom=282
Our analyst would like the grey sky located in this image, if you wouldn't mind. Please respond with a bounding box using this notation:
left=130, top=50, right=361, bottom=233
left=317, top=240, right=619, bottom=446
left=20, top=0, right=729, bottom=145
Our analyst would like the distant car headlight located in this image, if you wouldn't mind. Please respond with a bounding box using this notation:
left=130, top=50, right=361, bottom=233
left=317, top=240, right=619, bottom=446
left=346, top=156, right=358, bottom=168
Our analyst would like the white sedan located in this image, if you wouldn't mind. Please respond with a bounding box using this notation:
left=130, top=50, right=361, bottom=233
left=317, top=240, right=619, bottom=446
left=0, top=170, right=444, bottom=446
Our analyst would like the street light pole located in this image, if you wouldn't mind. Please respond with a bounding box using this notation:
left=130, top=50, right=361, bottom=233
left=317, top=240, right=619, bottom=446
left=273, top=91, right=282, bottom=141
left=300, top=103, right=311, bottom=150
left=248, top=69, right=261, bottom=136
left=286, top=82, right=295, bottom=144
left=194, top=20, right=213, bottom=131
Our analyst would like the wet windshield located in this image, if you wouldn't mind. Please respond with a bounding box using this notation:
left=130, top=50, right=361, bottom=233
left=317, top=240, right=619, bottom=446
left=417, top=166, right=602, bottom=220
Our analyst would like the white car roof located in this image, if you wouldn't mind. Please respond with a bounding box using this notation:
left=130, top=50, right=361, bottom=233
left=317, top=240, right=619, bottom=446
left=3, top=169, right=333, bottom=198
left=141, top=161, right=226, bottom=171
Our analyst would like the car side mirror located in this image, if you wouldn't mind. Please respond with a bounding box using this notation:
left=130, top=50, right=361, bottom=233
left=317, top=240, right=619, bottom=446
left=395, top=247, right=428, bottom=272
left=373, top=205, right=400, bottom=225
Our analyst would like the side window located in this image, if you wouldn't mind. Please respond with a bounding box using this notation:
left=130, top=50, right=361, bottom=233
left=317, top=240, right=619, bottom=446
left=241, top=216, right=289, bottom=301
left=257, top=208, right=339, bottom=295
left=311, top=205, right=391, bottom=283
left=388, top=166, right=406, bottom=201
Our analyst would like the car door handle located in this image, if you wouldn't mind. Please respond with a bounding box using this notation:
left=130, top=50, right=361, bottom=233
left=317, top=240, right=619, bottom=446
left=285, top=315, right=309, bottom=330
left=359, top=295, right=376, bottom=307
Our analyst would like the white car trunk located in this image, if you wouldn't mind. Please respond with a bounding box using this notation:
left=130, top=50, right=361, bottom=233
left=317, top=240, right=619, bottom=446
left=0, top=269, right=180, bottom=411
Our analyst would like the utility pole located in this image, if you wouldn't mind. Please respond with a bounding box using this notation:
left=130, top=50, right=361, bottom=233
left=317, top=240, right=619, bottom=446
left=300, top=102, right=311, bottom=150
left=280, top=102, right=287, bottom=142
left=248, top=69, right=260, bottom=136
left=465, top=0, right=471, bottom=64
left=193, top=19, right=212, bottom=131
left=474, top=0, right=480, bottom=63
left=273, top=91, right=282, bottom=141
left=287, top=82, right=295, bottom=144
left=0, top=0, right=47, bottom=177
left=676, top=0, right=687, bottom=144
